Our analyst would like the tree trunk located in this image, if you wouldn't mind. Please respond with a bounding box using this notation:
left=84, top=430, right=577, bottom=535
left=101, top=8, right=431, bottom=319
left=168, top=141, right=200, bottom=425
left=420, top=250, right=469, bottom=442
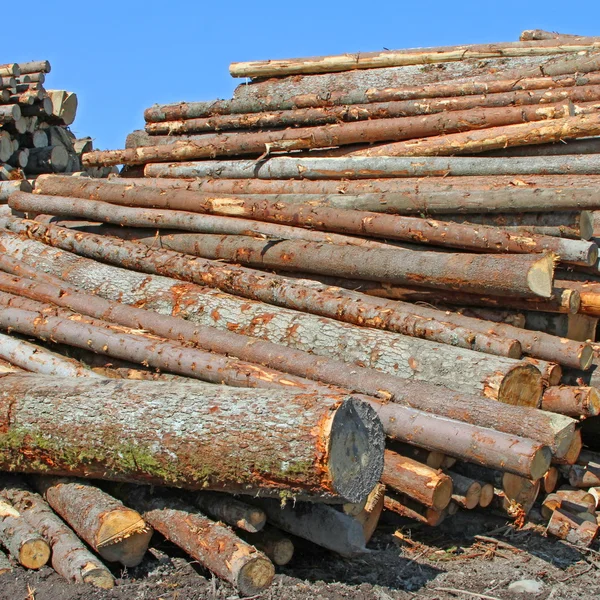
left=448, top=473, right=482, bottom=509
left=192, top=492, right=266, bottom=533
left=143, top=155, right=600, bottom=180
left=32, top=477, right=151, bottom=567
left=547, top=508, right=598, bottom=546
left=381, top=450, right=453, bottom=510
left=0, top=498, right=50, bottom=569
left=0, top=375, right=383, bottom=502
left=542, top=386, right=600, bottom=417
left=110, top=484, right=275, bottom=596
left=240, top=525, right=295, bottom=566
left=0, top=475, right=114, bottom=588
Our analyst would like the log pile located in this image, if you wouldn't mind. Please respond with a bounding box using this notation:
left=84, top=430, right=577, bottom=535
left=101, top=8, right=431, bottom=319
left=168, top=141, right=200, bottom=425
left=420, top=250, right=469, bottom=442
left=2, top=28, right=600, bottom=595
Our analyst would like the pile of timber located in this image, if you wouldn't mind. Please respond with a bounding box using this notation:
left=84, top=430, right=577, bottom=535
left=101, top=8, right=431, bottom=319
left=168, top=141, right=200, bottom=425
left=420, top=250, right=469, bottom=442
left=2, top=29, right=600, bottom=594
left=0, top=60, right=114, bottom=204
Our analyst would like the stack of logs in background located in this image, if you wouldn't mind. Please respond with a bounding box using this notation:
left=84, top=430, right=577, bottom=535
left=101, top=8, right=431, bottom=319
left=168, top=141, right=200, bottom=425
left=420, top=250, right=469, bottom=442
left=2, top=28, right=600, bottom=595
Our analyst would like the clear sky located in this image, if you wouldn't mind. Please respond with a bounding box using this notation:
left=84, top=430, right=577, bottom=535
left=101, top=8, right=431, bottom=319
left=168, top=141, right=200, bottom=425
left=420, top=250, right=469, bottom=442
left=6, top=0, right=600, bottom=151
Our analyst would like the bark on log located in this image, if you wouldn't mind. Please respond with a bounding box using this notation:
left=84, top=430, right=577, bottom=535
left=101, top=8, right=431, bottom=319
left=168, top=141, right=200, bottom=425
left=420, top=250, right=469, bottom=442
left=520, top=30, right=579, bottom=41
left=248, top=498, right=368, bottom=557
left=46, top=91, right=77, bottom=126
left=541, top=493, right=596, bottom=520
left=0, top=105, right=21, bottom=124
left=143, top=155, right=600, bottom=180
left=381, top=450, right=453, bottom=511
left=569, top=463, right=600, bottom=488
left=387, top=443, right=446, bottom=469
left=0, top=182, right=31, bottom=203
left=542, top=386, right=600, bottom=417
left=26, top=146, right=69, bottom=175
left=547, top=508, right=599, bottom=546
left=33, top=477, right=151, bottom=567
left=112, top=484, right=275, bottom=595
left=448, top=472, right=482, bottom=509
left=193, top=492, right=266, bottom=533
left=0, top=475, right=114, bottom=587
left=18, top=61, right=50, bottom=75
left=479, top=136, right=600, bottom=157
left=240, top=525, right=294, bottom=566
left=0, top=375, right=383, bottom=502
left=0, top=498, right=50, bottom=569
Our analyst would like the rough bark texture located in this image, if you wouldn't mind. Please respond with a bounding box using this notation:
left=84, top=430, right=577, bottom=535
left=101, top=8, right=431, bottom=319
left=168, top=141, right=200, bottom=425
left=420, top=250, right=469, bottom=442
left=547, top=508, right=599, bottom=546
left=542, top=386, right=600, bottom=417
left=33, top=477, right=151, bottom=567
left=0, top=375, right=383, bottom=502
left=0, top=475, right=114, bottom=588
left=192, top=492, right=266, bottom=533
left=112, top=484, right=275, bottom=596
left=0, top=548, right=12, bottom=574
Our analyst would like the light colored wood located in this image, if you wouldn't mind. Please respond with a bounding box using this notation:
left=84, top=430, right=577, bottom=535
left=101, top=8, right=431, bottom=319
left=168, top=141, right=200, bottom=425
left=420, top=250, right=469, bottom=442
left=46, top=90, right=78, bottom=125
left=354, top=482, right=385, bottom=542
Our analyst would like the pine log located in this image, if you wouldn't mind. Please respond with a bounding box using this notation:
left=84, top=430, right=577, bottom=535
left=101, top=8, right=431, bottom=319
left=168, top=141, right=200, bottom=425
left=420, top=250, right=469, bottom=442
left=543, top=467, right=560, bottom=494
left=547, top=508, right=598, bottom=546
left=541, top=493, right=596, bottom=520
left=383, top=491, right=446, bottom=526
left=542, top=386, right=600, bottom=417
left=0, top=498, right=50, bottom=569
left=381, top=450, right=453, bottom=511
left=249, top=498, right=367, bottom=557
left=240, top=525, right=294, bottom=566
left=353, top=482, right=385, bottom=543
left=569, top=463, right=600, bottom=488
left=520, top=30, right=579, bottom=41
left=0, top=475, right=114, bottom=587
left=448, top=473, right=482, bottom=509
left=1, top=375, right=383, bottom=501
left=193, top=492, right=266, bottom=533
left=553, top=429, right=583, bottom=466
left=387, top=443, right=446, bottom=469
left=0, top=105, right=21, bottom=124
left=500, top=474, right=541, bottom=515
left=0, top=182, right=32, bottom=204
left=18, top=61, right=50, bottom=75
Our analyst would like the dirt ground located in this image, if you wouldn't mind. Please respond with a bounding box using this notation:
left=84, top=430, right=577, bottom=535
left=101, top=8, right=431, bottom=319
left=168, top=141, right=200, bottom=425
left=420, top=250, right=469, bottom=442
left=1, top=510, right=598, bottom=600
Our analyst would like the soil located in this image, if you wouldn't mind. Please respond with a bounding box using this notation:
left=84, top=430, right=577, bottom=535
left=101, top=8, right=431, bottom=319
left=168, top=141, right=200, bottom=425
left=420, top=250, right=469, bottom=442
left=0, top=510, right=598, bottom=600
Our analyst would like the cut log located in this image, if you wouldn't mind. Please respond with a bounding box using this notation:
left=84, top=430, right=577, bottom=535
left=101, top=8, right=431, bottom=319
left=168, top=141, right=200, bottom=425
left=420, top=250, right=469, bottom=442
left=500, top=473, right=541, bottom=515
left=1, top=375, right=383, bottom=501
left=479, top=484, right=495, bottom=508
left=0, top=181, right=31, bottom=203
left=18, top=61, right=51, bottom=75
left=588, top=487, right=600, bottom=509
left=0, top=498, right=50, bottom=569
left=569, top=463, right=600, bottom=488
left=387, top=443, right=446, bottom=469
left=0, top=105, right=21, bottom=124
left=541, top=493, right=596, bottom=520
left=111, top=484, right=274, bottom=595
left=26, top=146, right=69, bottom=175
left=553, top=429, right=583, bottom=466
left=448, top=473, right=482, bottom=509
left=523, top=313, right=598, bottom=342
left=193, top=492, right=266, bottom=533
left=381, top=450, right=453, bottom=511
left=33, top=477, right=151, bottom=567
left=240, top=525, right=294, bottom=566
left=249, top=498, right=367, bottom=557
left=0, top=475, right=114, bottom=588
left=547, top=508, right=598, bottom=546
left=542, top=386, right=600, bottom=417
left=383, top=491, right=446, bottom=526
left=354, top=482, right=385, bottom=542
left=46, top=91, right=77, bottom=126
left=543, top=467, right=560, bottom=494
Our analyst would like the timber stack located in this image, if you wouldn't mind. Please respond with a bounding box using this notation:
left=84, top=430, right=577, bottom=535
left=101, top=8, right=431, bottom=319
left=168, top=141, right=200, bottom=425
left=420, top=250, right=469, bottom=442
left=1, top=28, right=600, bottom=594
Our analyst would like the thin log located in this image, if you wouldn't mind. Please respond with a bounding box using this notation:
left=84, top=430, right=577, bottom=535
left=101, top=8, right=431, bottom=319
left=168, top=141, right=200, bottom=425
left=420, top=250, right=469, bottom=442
left=0, top=181, right=31, bottom=203
left=543, top=467, right=560, bottom=493
left=2, top=375, right=384, bottom=501
left=354, top=482, right=385, bottom=542
left=520, top=30, right=580, bottom=41
left=26, top=146, right=69, bottom=175
left=387, top=443, right=446, bottom=469
left=0, top=498, right=50, bottom=569
left=381, top=450, right=453, bottom=511
left=112, top=484, right=274, bottom=595
left=193, top=492, right=266, bottom=533
left=0, top=475, right=114, bottom=588
left=383, top=491, right=446, bottom=526
left=240, top=525, right=294, bottom=566
left=479, top=484, right=495, bottom=508
left=569, top=463, right=600, bottom=488
left=448, top=473, right=482, bottom=509
left=542, top=386, right=600, bottom=417
left=553, top=429, right=583, bottom=466
left=547, top=508, right=598, bottom=546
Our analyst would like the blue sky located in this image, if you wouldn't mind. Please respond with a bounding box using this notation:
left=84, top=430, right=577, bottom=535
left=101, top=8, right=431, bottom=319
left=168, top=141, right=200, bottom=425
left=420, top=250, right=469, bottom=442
left=6, top=1, right=600, bottom=150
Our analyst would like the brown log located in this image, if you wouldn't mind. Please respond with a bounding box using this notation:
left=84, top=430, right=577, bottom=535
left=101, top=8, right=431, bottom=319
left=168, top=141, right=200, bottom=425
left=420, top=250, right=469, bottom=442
left=569, top=463, right=600, bottom=487
left=0, top=498, right=50, bottom=569
left=0, top=475, right=114, bottom=588
left=387, top=443, right=446, bottom=469
left=26, top=146, right=69, bottom=175
left=354, top=482, right=385, bottom=543
left=383, top=491, right=446, bottom=526
left=46, top=91, right=77, bottom=126
left=447, top=473, right=482, bottom=509
left=1, top=375, right=383, bottom=502
left=541, top=493, right=596, bottom=520
left=553, top=429, right=583, bottom=466
left=112, top=484, right=274, bottom=595
left=523, top=312, right=598, bottom=341
left=479, top=484, right=495, bottom=508
left=17, top=61, right=50, bottom=75
left=500, top=473, right=541, bottom=515
left=547, top=508, right=598, bottom=546
left=193, top=492, right=266, bottom=533
left=381, top=450, right=453, bottom=511
left=542, top=386, right=600, bottom=417
left=239, top=525, right=294, bottom=566
left=543, top=467, right=560, bottom=494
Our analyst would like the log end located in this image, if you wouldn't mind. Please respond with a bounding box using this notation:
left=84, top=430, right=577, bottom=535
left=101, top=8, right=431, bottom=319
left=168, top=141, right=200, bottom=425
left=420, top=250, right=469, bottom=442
left=245, top=507, right=268, bottom=533
left=479, top=483, right=495, bottom=508
left=543, top=466, right=559, bottom=494
left=580, top=344, right=595, bottom=371
left=527, top=254, right=555, bottom=298
left=580, top=212, right=594, bottom=241
left=327, top=397, right=385, bottom=503
left=498, top=364, right=543, bottom=407
left=462, top=482, right=482, bottom=510
left=81, top=562, right=115, bottom=589
left=268, top=538, right=295, bottom=566
left=530, top=446, right=553, bottom=482
left=97, top=511, right=153, bottom=567
left=19, top=537, right=51, bottom=569
left=432, top=475, right=454, bottom=511
left=237, top=555, right=276, bottom=596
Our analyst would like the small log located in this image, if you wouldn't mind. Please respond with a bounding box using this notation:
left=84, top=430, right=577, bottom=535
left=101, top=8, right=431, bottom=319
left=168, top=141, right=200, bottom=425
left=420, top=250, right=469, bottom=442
left=541, top=493, right=596, bottom=520
left=0, top=498, right=50, bottom=569
left=381, top=450, right=453, bottom=510
left=543, top=467, right=560, bottom=494
left=547, top=508, right=598, bottom=546
left=33, top=477, right=151, bottom=567
left=542, top=386, right=600, bottom=417
left=553, top=429, right=583, bottom=465
left=251, top=498, right=367, bottom=556
left=383, top=491, right=446, bottom=526
left=479, top=484, right=495, bottom=508
left=0, top=475, right=114, bottom=588
left=112, top=484, right=274, bottom=595
left=500, top=474, right=541, bottom=515
left=0, top=105, right=21, bottom=124
left=18, top=61, right=51, bottom=75
left=387, top=443, right=446, bottom=469
left=578, top=449, right=600, bottom=465
left=569, top=463, right=600, bottom=488
left=354, top=482, right=385, bottom=542
left=193, top=492, right=266, bottom=533
left=448, top=473, right=482, bottom=509
left=240, top=525, right=294, bottom=566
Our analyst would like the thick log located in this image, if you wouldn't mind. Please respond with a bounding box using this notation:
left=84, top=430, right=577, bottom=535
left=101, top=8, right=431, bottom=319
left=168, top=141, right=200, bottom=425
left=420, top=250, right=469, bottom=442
left=0, top=331, right=103, bottom=377
left=240, top=525, right=294, bottom=566
left=83, top=102, right=578, bottom=167
left=1, top=375, right=383, bottom=501
left=249, top=498, right=367, bottom=557
left=500, top=474, right=541, bottom=515
left=33, top=477, right=151, bottom=567
left=542, top=386, right=600, bottom=417
left=46, top=91, right=77, bottom=126
left=381, top=450, right=453, bottom=511
left=193, top=492, right=266, bottom=533
left=383, top=491, right=446, bottom=526
left=448, top=473, right=482, bottom=509
left=569, top=463, right=600, bottom=488
left=0, top=475, right=114, bottom=588
left=26, top=146, right=69, bottom=175
left=0, top=498, right=50, bottom=569
left=112, top=484, right=274, bottom=595
left=547, top=508, right=598, bottom=546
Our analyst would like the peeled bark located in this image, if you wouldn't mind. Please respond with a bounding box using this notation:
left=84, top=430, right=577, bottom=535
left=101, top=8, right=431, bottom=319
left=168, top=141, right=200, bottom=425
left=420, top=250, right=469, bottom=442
left=0, top=375, right=384, bottom=502
left=542, top=386, right=600, bottom=417
left=192, top=492, right=266, bottom=533
left=112, top=484, right=275, bottom=596
left=0, top=498, right=50, bottom=569
left=547, top=508, right=598, bottom=546
left=381, top=450, right=453, bottom=511
left=0, top=475, right=114, bottom=588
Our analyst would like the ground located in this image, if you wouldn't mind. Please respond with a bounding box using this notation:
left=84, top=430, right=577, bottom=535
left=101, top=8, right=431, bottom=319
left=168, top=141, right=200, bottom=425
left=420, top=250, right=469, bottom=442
left=1, top=511, right=598, bottom=600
